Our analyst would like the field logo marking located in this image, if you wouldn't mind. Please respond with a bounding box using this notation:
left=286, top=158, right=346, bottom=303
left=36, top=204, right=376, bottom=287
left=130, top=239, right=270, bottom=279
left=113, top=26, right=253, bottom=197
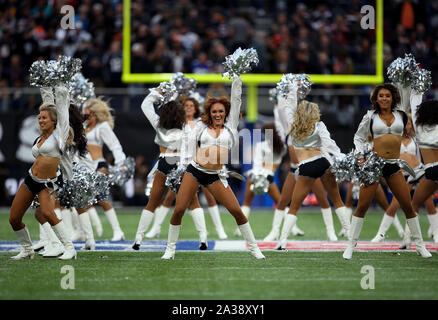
left=360, top=5, right=375, bottom=30
left=360, top=265, right=375, bottom=290
left=60, top=5, right=75, bottom=30
left=60, top=265, right=75, bottom=290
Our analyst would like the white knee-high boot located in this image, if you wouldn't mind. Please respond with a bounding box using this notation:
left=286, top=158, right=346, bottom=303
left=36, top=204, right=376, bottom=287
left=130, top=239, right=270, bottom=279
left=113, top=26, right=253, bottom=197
left=276, top=214, right=298, bottom=250
left=133, top=209, right=154, bottom=249
left=70, top=207, right=86, bottom=241
left=11, top=227, right=34, bottom=260
left=190, top=208, right=208, bottom=249
left=52, top=221, right=77, bottom=260
left=399, top=221, right=411, bottom=249
left=335, top=207, right=350, bottom=238
left=426, top=212, right=438, bottom=242
left=407, top=216, right=432, bottom=258
left=32, top=223, right=47, bottom=251
left=41, top=222, right=65, bottom=257
left=208, top=205, right=228, bottom=239
left=235, top=205, right=251, bottom=236
left=343, top=216, right=364, bottom=260
left=61, top=208, right=73, bottom=237
left=238, top=222, right=265, bottom=259
left=392, top=214, right=405, bottom=238
left=321, top=207, right=337, bottom=241
left=339, top=207, right=353, bottom=237
left=88, top=207, right=103, bottom=237
left=263, top=208, right=285, bottom=241
left=104, top=208, right=125, bottom=241
left=145, top=205, right=170, bottom=238
left=371, top=213, right=394, bottom=242
left=161, top=224, right=181, bottom=260
left=290, top=207, right=305, bottom=236
left=78, top=212, right=96, bottom=250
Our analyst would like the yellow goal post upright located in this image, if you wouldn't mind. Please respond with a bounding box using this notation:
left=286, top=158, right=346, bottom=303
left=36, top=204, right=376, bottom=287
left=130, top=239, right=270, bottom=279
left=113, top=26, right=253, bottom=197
left=122, top=0, right=383, bottom=122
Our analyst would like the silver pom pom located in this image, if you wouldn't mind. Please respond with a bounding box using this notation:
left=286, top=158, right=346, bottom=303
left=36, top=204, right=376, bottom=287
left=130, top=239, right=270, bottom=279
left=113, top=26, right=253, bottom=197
left=68, top=73, right=96, bottom=108
left=353, top=150, right=386, bottom=187
left=248, top=170, right=270, bottom=195
left=170, top=72, right=197, bottom=96
left=165, top=165, right=187, bottom=194
left=149, top=82, right=178, bottom=108
left=108, top=157, right=136, bottom=187
left=269, top=88, right=279, bottom=105
left=222, top=47, right=259, bottom=79
left=56, top=163, right=108, bottom=208
left=330, top=151, right=356, bottom=183
left=276, top=73, right=313, bottom=100
left=29, top=56, right=82, bottom=87
left=387, top=53, right=418, bottom=86
left=411, top=67, right=432, bottom=94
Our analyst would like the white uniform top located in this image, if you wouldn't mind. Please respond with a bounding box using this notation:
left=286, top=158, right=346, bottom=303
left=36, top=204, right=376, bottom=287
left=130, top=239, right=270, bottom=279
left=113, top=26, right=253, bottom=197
left=409, top=90, right=438, bottom=150
left=141, top=90, right=184, bottom=153
left=400, top=138, right=418, bottom=156
left=275, top=85, right=342, bottom=161
left=86, top=121, right=126, bottom=166
left=37, top=86, right=71, bottom=179
left=182, top=76, right=242, bottom=165
left=371, top=112, right=405, bottom=138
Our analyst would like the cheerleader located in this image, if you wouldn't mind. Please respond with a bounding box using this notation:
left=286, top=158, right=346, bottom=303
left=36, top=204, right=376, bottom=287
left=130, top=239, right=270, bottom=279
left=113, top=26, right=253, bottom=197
left=408, top=90, right=438, bottom=247
left=343, top=84, right=431, bottom=259
left=269, top=85, right=350, bottom=243
left=234, top=122, right=286, bottom=237
left=83, top=98, right=126, bottom=241
left=275, top=95, right=350, bottom=250
left=132, top=90, right=208, bottom=250
left=371, top=116, right=436, bottom=242
left=161, top=76, right=265, bottom=259
left=9, top=85, right=76, bottom=260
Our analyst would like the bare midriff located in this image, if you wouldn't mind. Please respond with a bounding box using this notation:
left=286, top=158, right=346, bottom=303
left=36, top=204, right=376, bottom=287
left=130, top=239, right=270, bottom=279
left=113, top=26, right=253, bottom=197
left=399, top=152, right=420, bottom=168
left=294, top=148, right=322, bottom=163
left=419, top=148, right=438, bottom=164
left=196, top=146, right=228, bottom=170
left=159, top=146, right=179, bottom=155
left=31, top=156, right=60, bottom=179
left=373, top=134, right=402, bottom=159
left=87, top=144, right=104, bottom=161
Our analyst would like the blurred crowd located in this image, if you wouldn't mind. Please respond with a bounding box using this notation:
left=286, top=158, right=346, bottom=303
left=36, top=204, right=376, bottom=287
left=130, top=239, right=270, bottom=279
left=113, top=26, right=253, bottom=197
left=0, top=0, right=437, bottom=91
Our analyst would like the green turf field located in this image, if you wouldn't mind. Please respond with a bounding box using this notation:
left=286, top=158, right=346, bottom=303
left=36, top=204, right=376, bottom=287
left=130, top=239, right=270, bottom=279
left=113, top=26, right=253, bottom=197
left=0, top=208, right=437, bottom=300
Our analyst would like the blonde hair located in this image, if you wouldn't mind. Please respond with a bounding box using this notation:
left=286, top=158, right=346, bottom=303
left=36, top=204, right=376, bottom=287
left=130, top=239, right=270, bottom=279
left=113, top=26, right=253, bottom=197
left=289, top=100, right=320, bottom=141
left=86, top=97, right=115, bottom=129
left=39, top=103, right=75, bottom=147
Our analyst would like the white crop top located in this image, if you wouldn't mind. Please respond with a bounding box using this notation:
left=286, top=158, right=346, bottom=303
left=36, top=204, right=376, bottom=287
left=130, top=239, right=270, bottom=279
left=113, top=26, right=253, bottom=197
left=371, top=112, right=405, bottom=139
left=141, top=90, right=184, bottom=151
left=32, top=86, right=70, bottom=160
left=85, top=121, right=126, bottom=166
left=198, top=127, right=233, bottom=150
left=400, top=138, right=417, bottom=156
left=409, top=91, right=438, bottom=150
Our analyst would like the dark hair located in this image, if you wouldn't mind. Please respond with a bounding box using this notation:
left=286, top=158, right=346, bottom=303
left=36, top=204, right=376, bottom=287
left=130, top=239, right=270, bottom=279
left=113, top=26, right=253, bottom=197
left=370, top=83, right=401, bottom=113
left=158, top=101, right=185, bottom=129
left=415, top=100, right=438, bottom=126
left=202, top=96, right=231, bottom=126
left=69, top=104, right=88, bottom=157
left=183, top=97, right=201, bottom=119
left=263, top=122, right=285, bottom=155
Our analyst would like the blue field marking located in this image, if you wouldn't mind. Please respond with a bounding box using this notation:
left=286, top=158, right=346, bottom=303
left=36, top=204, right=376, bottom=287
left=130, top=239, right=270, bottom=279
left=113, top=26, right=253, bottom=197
left=0, top=240, right=216, bottom=252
